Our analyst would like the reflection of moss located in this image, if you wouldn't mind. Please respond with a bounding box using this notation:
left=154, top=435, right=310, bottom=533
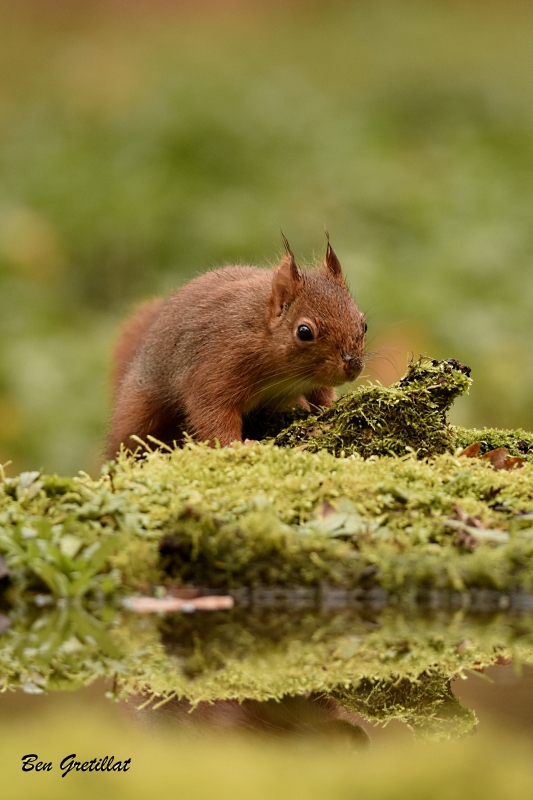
left=330, top=673, right=477, bottom=741
left=133, top=605, right=514, bottom=742
left=151, top=605, right=527, bottom=710
left=0, top=592, right=528, bottom=741
left=160, top=605, right=374, bottom=682
left=0, top=598, right=122, bottom=694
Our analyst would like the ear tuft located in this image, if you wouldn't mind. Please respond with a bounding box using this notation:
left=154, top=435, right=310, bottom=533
left=280, top=231, right=302, bottom=283
left=269, top=234, right=303, bottom=320
left=323, top=230, right=343, bottom=281
left=281, top=230, right=292, bottom=257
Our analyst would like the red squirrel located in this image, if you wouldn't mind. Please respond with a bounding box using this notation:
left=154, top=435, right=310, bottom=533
left=108, top=236, right=366, bottom=456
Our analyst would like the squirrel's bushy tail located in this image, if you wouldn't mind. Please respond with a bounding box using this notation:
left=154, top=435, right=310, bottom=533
left=111, top=298, right=164, bottom=396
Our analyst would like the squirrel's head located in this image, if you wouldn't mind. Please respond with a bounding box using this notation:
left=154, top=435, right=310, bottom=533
left=268, top=236, right=366, bottom=387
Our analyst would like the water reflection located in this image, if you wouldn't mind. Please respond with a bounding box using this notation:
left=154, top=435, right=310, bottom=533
left=137, top=694, right=371, bottom=751
left=2, top=587, right=533, bottom=745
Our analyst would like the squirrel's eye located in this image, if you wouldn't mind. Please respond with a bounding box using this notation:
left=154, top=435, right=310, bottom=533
left=297, top=324, right=314, bottom=342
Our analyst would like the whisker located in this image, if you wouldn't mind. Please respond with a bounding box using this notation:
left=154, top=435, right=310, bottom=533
left=368, top=353, right=399, bottom=369
left=246, top=366, right=317, bottom=404
left=251, top=366, right=318, bottom=407
left=232, top=359, right=320, bottom=396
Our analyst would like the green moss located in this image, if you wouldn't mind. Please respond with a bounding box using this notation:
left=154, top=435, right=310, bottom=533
left=0, top=357, right=532, bottom=609
left=249, top=357, right=533, bottom=465
left=158, top=506, right=364, bottom=589
left=454, top=426, right=533, bottom=458
left=271, top=357, right=472, bottom=457
left=2, top=356, right=533, bottom=736
left=3, top=420, right=533, bottom=601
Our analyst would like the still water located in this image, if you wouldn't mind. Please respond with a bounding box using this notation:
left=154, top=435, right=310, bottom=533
left=2, top=589, right=533, bottom=799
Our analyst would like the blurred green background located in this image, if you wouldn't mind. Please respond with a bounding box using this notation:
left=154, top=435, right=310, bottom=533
left=1, top=0, right=533, bottom=475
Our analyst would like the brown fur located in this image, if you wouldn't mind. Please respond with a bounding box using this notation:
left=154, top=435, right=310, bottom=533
left=108, top=242, right=366, bottom=456
left=111, top=298, right=165, bottom=396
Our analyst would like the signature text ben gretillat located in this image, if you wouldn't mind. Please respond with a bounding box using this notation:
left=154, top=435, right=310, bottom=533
left=21, top=753, right=131, bottom=777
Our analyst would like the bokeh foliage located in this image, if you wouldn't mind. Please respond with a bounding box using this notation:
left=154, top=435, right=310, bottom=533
left=1, top=0, right=533, bottom=473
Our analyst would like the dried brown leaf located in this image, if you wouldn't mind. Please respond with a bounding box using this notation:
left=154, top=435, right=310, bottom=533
left=503, top=456, right=525, bottom=471
left=459, top=442, right=481, bottom=458
left=481, top=448, right=509, bottom=470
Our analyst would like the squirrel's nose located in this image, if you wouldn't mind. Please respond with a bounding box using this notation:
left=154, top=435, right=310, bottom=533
left=342, top=352, right=363, bottom=378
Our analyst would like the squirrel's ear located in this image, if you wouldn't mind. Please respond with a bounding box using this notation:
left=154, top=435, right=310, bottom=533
left=323, top=232, right=343, bottom=282
left=269, top=238, right=303, bottom=319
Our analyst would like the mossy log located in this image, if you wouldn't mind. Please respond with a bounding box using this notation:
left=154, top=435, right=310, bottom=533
left=252, top=356, right=475, bottom=457
left=1, top=357, right=533, bottom=603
